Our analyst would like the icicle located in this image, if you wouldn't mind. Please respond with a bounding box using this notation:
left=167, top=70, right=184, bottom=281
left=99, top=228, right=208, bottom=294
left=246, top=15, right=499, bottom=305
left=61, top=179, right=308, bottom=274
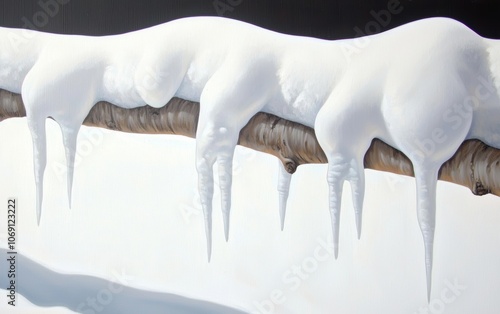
left=277, top=160, right=292, bottom=231
left=424, top=242, right=434, bottom=302
left=222, top=212, right=230, bottom=242
left=218, top=156, right=233, bottom=242
left=204, top=212, right=213, bottom=262
left=27, top=117, right=47, bottom=226
left=60, top=125, right=80, bottom=209
left=197, top=157, right=215, bottom=262
left=327, top=161, right=347, bottom=259
left=415, top=167, right=438, bottom=301
left=328, top=181, right=343, bottom=259
left=35, top=171, right=45, bottom=226
left=348, top=161, right=365, bottom=239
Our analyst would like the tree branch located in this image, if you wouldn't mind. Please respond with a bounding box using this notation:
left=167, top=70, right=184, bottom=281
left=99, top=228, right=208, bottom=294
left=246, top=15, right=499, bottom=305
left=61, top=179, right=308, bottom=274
left=1, top=89, right=499, bottom=196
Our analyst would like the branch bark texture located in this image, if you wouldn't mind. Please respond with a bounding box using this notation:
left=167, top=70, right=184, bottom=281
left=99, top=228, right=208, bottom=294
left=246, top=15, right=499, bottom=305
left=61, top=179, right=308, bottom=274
left=1, top=89, right=498, bottom=196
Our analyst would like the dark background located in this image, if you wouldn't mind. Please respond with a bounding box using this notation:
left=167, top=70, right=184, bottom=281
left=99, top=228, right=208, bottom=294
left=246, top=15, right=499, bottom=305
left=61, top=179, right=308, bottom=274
left=0, top=0, right=499, bottom=39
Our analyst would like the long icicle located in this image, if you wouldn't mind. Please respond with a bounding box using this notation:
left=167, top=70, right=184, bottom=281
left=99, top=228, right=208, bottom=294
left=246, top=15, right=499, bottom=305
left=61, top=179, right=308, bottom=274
left=277, top=160, right=292, bottom=231
left=27, top=117, right=47, bottom=226
left=327, top=160, right=347, bottom=259
left=349, top=160, right=365, bottom=239
left=218, top=155, right=233, bottom=242
left=204, top=211, right=213, bottom=262
left=60, top=124, right=80, bottom=208
left=415, top=166, right=439, bottom=301
left=197, top=157, right=215, bottom=262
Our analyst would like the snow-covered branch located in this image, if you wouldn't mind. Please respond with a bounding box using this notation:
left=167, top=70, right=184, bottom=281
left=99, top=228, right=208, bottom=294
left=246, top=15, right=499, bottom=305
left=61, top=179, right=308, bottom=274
left=2, top=88, right=498, bottom=197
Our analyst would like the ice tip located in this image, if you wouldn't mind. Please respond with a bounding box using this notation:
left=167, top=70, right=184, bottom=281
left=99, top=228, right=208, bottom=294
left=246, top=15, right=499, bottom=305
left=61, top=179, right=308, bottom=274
left=203, top=216, right=213, bottom=263
left=67, top=180, right=73, bottom=209
left=36, top=198, right=42, bottom=226
left=279, top=206, right=286, bottom=231
left=354, top=208, right=363, bottom=240
left=356, top=220, right=362, bottom=240
left=330, top=213, right=340, bottom=260
left=223, top=213, right=230, bottom=242
left=426, top=265, right=432, bottom=303
left=207, top=248, right=212, bottom=263
left=206, top=234, right=212, bottom=263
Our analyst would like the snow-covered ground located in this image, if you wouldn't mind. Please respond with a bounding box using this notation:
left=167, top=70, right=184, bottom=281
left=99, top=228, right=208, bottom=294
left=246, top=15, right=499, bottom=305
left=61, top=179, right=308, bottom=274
left=1, top=118, right=500, bottom=313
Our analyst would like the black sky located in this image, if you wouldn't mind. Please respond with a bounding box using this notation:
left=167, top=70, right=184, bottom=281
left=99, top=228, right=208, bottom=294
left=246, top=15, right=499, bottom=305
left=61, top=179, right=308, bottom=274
left=0, top=0, right=499, bottom=39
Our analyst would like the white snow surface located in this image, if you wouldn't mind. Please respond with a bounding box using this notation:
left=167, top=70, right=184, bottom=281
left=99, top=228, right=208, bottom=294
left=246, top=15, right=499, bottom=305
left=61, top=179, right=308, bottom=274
left=1, top=120, right=500, bottom=313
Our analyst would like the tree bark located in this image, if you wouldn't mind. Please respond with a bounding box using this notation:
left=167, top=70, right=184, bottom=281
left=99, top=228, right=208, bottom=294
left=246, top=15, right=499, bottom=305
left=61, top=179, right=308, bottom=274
left=1, top=89, right=499, bottom=196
